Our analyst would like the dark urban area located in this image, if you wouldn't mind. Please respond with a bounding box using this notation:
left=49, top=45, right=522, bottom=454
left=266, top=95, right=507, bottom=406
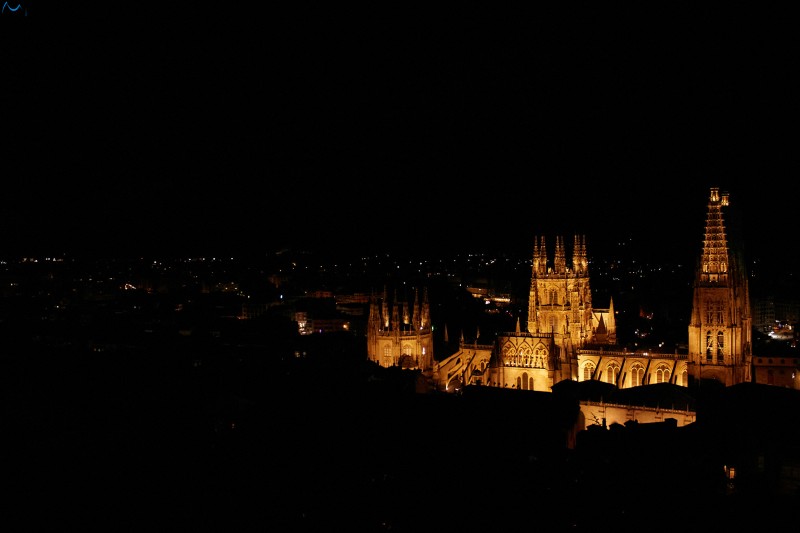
left=2, top=244, right=799, bottom=531
left=4, top=6, right=800, bottom=531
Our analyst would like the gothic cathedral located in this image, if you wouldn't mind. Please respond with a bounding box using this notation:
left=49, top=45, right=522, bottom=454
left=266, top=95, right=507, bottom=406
left=489, top=235, right=617, bottom=391
left=428, top=186, right=754, bottom=393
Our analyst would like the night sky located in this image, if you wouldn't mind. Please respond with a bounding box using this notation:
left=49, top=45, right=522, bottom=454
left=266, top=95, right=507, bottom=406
left=3, top=7, right=797, bottom=266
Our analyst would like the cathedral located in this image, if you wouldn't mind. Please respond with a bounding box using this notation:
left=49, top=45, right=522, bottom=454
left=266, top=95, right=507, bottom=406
left=368, top=187, right=776, bottom=395
left=366, top=285, right=434, bottom=372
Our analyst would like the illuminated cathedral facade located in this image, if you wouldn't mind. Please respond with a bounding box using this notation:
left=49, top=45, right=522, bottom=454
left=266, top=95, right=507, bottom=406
left=366, top=286, right=434, bottom=371
left=430, top=187, right=756, bottom=394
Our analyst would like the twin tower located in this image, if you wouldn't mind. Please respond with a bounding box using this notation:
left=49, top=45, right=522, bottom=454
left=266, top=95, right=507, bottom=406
left=368, top=187, right=753, bottom=393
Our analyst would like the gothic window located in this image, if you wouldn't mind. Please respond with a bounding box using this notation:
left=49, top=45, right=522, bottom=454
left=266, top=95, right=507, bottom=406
left=549, top=316, right=556, bottom=333
left=631, top=363, right=644, bottom=387
left=706, top=331, right=713, bottom=361
left=534, top=344, right=546, bottom=368
left=503, top=345, right=515, bottom=365
left=606, top=363, right=620, bottom=385
left=716, top=331, right=724, bottom=361
left=656, top=364, right=671, bottom=384
left=681, top=369, right=688, bottom=387
left=383, top=345, right=391, bottom=366
left=583, top=362, right=595, bottom=381
left=402, top=344, right=412, bottom=356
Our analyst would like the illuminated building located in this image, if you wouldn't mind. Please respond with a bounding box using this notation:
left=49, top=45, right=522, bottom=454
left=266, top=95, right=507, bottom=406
left=688, top=187, right=753, bottom=385
left=432, top=187, right=767, bottom=398
left=366, top=285, right=433, bottom=371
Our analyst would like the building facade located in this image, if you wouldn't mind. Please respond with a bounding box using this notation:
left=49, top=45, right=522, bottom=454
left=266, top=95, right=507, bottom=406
left=366, top=286, right=434, bottom=371
left=432, top=187, right=763, bottom=394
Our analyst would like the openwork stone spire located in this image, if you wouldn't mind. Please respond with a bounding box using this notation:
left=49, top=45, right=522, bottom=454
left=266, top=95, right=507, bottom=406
left=699, top=187, right=730, bottom=285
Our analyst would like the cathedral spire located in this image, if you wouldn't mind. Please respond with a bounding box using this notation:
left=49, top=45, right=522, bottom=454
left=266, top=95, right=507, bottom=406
left=688, top=187, right=752, bottom=386
left=573, top=234, right=587, bottom=274
left=421, top=286, right=430, bottom=329
left=554, top=236, right=566, bottom=273
left=699, top=187, right=730, bottom=285
left=533, top=235, right=547, bottom=276
left=392, top=288, right=400, bottom=333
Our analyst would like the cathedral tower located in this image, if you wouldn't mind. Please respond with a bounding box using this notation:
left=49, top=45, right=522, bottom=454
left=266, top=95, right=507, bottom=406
left=484, top=234, right=595, bottom=389
left=687, top=187, right=752, bottom=386
left=526, top=235, right=594, bottom=379
left=367, top=286, right=434, bottom=372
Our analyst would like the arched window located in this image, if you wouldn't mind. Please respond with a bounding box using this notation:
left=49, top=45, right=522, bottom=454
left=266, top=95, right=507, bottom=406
left=656, top=364, right=671, bottom=384
left=583, top=362, right=595, bottom=381
left=606, top=363, right=620, bottom=385
left=631, top=363, right=645, bottom=387
left=534, top=344, right=546, bottom=368
left=382, top=345, right=392, bottom=367
left=705, top=330, right=713, bottom=361
left=716, top=330, right=724, bottom=361
left=503, top=345, right=516, bottom=366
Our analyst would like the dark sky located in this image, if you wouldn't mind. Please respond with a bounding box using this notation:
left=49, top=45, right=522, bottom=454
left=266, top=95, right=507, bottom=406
left=3, top=7, right=798, bottom=265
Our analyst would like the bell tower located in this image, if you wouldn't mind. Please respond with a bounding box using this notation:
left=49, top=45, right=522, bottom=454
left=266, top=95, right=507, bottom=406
left=687, top=187, right=752, bottom=386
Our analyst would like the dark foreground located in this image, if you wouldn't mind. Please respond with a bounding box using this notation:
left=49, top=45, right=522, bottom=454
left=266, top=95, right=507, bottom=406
left=3, top=340, right=799, bottom=532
